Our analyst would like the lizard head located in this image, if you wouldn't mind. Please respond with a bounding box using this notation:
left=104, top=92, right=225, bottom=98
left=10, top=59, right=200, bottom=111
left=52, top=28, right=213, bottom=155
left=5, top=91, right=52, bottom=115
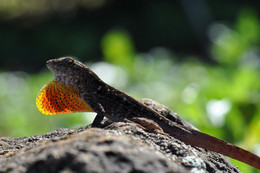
left=36, top=57, right=95, bottom=115
left=46, top=57, right=87, bottom=86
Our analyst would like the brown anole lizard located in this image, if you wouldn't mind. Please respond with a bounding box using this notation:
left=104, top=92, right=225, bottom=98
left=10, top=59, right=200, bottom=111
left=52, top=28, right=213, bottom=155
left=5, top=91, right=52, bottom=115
left=36, top=57, right=260, bottom=170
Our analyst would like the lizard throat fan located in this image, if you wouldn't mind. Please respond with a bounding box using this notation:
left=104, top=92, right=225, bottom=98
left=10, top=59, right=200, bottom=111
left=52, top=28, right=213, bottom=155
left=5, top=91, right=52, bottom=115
left=36, top=80, right=93, bottom=115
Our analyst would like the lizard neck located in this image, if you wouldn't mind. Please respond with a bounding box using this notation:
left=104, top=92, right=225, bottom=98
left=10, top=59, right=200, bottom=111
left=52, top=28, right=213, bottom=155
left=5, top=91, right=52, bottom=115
left=76, top=68, right=108, bottom=103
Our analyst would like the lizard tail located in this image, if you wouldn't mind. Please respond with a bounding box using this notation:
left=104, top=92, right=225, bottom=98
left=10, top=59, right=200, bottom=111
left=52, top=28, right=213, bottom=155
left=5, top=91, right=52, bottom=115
left=165, top=126, right=260, bottom=170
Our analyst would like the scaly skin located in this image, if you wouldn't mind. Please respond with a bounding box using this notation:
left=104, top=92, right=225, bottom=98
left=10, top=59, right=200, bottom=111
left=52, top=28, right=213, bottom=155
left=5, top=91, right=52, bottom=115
left=45, top=57, right=260, bottom=170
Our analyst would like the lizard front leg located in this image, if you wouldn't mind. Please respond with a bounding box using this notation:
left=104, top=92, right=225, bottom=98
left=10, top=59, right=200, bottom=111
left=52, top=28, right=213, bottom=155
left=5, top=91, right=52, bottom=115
left=91, top=103, right=106, bottom=127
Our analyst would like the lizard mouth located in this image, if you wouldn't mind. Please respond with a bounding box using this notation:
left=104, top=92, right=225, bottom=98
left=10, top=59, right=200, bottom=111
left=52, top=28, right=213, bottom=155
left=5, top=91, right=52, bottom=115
left=48, top=69, right=65, bottom=79
left=53, top=73, right=65, bottom=77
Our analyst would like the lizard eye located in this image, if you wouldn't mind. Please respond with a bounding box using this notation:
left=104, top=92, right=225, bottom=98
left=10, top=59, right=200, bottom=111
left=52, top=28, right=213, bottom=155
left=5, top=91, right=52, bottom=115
left=67, top=59, right=74, bottom=66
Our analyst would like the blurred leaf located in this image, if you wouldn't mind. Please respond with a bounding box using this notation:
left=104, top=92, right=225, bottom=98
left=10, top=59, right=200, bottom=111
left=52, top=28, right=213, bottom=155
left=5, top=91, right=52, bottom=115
left=211, top=8, right=260, bottom=66
left=236, top=9, right=260, bottom=46
left=244, top=110, right=260, bottom=148
left=101, top=29, right=136, bottom=71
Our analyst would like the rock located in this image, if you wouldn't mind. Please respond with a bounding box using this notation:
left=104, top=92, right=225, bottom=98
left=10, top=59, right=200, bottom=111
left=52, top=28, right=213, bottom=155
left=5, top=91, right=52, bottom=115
left=0, top=121, right=240, bottom=173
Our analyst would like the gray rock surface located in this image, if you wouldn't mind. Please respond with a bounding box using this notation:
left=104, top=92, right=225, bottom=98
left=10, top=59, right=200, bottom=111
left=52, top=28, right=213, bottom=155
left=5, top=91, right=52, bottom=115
left=0, top=121, right=240, bottom=173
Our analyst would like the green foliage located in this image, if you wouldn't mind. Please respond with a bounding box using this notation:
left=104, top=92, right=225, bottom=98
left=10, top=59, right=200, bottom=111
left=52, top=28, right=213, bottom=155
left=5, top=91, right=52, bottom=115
left=101, top=29, right=136, bottom=73
left=211, top=8, right=260, bottom=65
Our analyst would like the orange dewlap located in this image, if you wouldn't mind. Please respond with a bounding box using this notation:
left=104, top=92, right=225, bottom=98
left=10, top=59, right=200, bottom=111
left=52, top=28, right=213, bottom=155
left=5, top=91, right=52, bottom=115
left=36, top=80, right=94, bottom=115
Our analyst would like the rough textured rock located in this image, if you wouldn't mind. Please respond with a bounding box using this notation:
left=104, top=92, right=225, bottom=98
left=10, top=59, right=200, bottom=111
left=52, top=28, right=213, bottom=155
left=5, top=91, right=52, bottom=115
left=0, top=121, right=240, bottom=173
left=0, top=99, right=241, bottom=173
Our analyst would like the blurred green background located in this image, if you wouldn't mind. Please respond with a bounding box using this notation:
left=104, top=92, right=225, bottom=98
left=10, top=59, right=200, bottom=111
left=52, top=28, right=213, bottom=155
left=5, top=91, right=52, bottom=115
left=0, top=0, right=260, bottom=172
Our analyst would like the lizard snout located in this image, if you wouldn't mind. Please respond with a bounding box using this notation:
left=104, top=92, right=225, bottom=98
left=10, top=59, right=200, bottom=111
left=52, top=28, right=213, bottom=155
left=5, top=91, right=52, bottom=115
left=46, top=59, right=54, bottom=68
